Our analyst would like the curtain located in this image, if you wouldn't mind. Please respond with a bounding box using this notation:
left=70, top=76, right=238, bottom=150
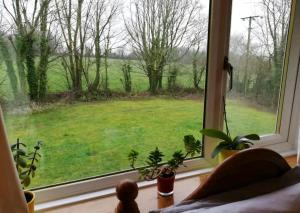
left=0, top=107, right=28, bottom=212
left=298, top=126, right=300, bottom=165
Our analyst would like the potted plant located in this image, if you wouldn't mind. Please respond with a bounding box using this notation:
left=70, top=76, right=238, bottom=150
left=128, top=135, right=201, bottom=196
left=11, top=138, right=42, bottom=213
left=200, top=128, right=260, bottom=162
left=198, top=98, right=260, bottom=162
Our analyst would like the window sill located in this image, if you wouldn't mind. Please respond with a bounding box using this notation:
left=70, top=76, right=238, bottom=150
left=36, top=149, right=296, bottom=212
left=36, top=167, right=213, bottom=212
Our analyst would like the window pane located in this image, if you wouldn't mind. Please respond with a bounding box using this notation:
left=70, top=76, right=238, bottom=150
left=227, top=0, right=292, bottom=136
left=0, top=0, right=209, bottom=188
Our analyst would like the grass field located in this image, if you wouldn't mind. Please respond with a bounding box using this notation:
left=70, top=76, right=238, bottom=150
left=3, top=98, right=276, bottom=188
left=0, top=58, right=277, bottom=188
left=47, top=58, right=202, bottom=93
left=0, top=58, right=204, bottom=101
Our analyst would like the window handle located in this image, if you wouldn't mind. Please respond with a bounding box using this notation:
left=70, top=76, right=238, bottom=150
left=224, top=56, right=233, bottom=91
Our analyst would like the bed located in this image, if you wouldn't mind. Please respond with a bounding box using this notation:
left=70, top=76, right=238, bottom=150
left=115, top=148, right=300, bottom=213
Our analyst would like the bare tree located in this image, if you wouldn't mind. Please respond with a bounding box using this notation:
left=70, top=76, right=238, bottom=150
left=190, top=14, right=207, bottom=90
left=89, top=0, right=118, bottom=93
left=36, top=0, right=51, bottom=100
left=2, top=0, right=55, bottom=101
left=125, top=0, right=200, bottom=94
left=229, top=34, right=246, bottom=93
left=0, top=10, right=19, bottom=98
left=55, top=0, right=86, bottom=95
left=55, top=0, right=118, bottom=96
left=103, top=24, right=111, bottom=93
left=255, top=0, right=291, bottom=106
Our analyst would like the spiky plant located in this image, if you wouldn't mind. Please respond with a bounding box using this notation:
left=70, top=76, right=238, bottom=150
left=128, top=135, right=201, bottom=180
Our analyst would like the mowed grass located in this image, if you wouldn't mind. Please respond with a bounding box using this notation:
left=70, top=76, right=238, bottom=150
left=3, top=98, right=276, bottom=188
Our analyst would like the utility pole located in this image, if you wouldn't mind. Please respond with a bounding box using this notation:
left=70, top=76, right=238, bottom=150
left=241, top=15, right=262, bottom=96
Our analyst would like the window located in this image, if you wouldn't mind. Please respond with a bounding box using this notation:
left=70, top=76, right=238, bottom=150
left=1, top=0, right=210, bottom=189
left=0, top=0, right=299, bottom=205
left=203, top=0, right=299, bottom=164
left=227, top=0, right=293, bottom=137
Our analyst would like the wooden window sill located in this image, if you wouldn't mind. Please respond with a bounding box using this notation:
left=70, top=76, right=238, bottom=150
left=39, top=155, right=296, bottom=213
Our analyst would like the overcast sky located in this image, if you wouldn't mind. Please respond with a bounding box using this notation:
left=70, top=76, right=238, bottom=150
left=0, top=0, right=281, bottom=54
left=200, top=0, right=264, bottom=35
left=1, top=0, right=265, bottom=36
left=117, top=0, right=266, bottom=52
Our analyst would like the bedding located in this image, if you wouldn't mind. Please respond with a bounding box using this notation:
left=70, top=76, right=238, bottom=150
left=151, top=166, right=300, bottom=213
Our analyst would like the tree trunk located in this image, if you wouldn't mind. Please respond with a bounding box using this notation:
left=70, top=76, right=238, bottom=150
left=0, top=36, right=19, bottom=98
left=37, top=1, right=50, bottom=100
left=14, top=36, right=27, bottom=94
left=148, top=68, right=159, bottom=94
left=90, top=31, right=101, bottom=92
left=192, top=58, right=199, bottom=89
left=25, top=35, right=38, bottom=101
left=158, top=71, right=163, bottom=89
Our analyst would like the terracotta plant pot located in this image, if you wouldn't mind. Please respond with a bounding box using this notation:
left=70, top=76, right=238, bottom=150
left=218, top=149, right=239, bottom=163
left=157, top=173, right=175, bottom=196
left=24, top=191, right=35, bottom=213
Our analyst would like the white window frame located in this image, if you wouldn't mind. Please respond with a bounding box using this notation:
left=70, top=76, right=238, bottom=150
left=27, top=0, right=300, bottom=209
left=34, top=0, right=231, bottom=205
left=252, top=0, right=300, bottom=153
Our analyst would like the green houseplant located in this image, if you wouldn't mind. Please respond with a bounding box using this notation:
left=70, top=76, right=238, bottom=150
left=11, top=138, right=42, bottom=213
left=128, top=135, right=201, bottom=196
left=200, top=128, right=260, bottom=162
left=199, top=98, right=260, bottom=162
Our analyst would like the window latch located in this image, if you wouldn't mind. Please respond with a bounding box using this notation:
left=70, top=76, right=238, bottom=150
left=224, top=56, right=233, bottom=91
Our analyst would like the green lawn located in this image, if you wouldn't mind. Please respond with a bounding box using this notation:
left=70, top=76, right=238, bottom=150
left=3, top=98, right=276, bottom=188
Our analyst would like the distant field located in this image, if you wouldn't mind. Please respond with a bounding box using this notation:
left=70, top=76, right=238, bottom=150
left=3, top=98, right=276, bottom=188
left=47, top=58, right=204, bottom=93
left=0, top=58, right=204, bottom=98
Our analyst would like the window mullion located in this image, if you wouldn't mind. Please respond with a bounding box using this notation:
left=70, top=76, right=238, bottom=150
left=204, top=0, right=233, bottom=163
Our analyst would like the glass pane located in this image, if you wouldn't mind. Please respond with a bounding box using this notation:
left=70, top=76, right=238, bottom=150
left=0, top=0, right=209, bottom=188
left=227, top=0, right=292, bottom=136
